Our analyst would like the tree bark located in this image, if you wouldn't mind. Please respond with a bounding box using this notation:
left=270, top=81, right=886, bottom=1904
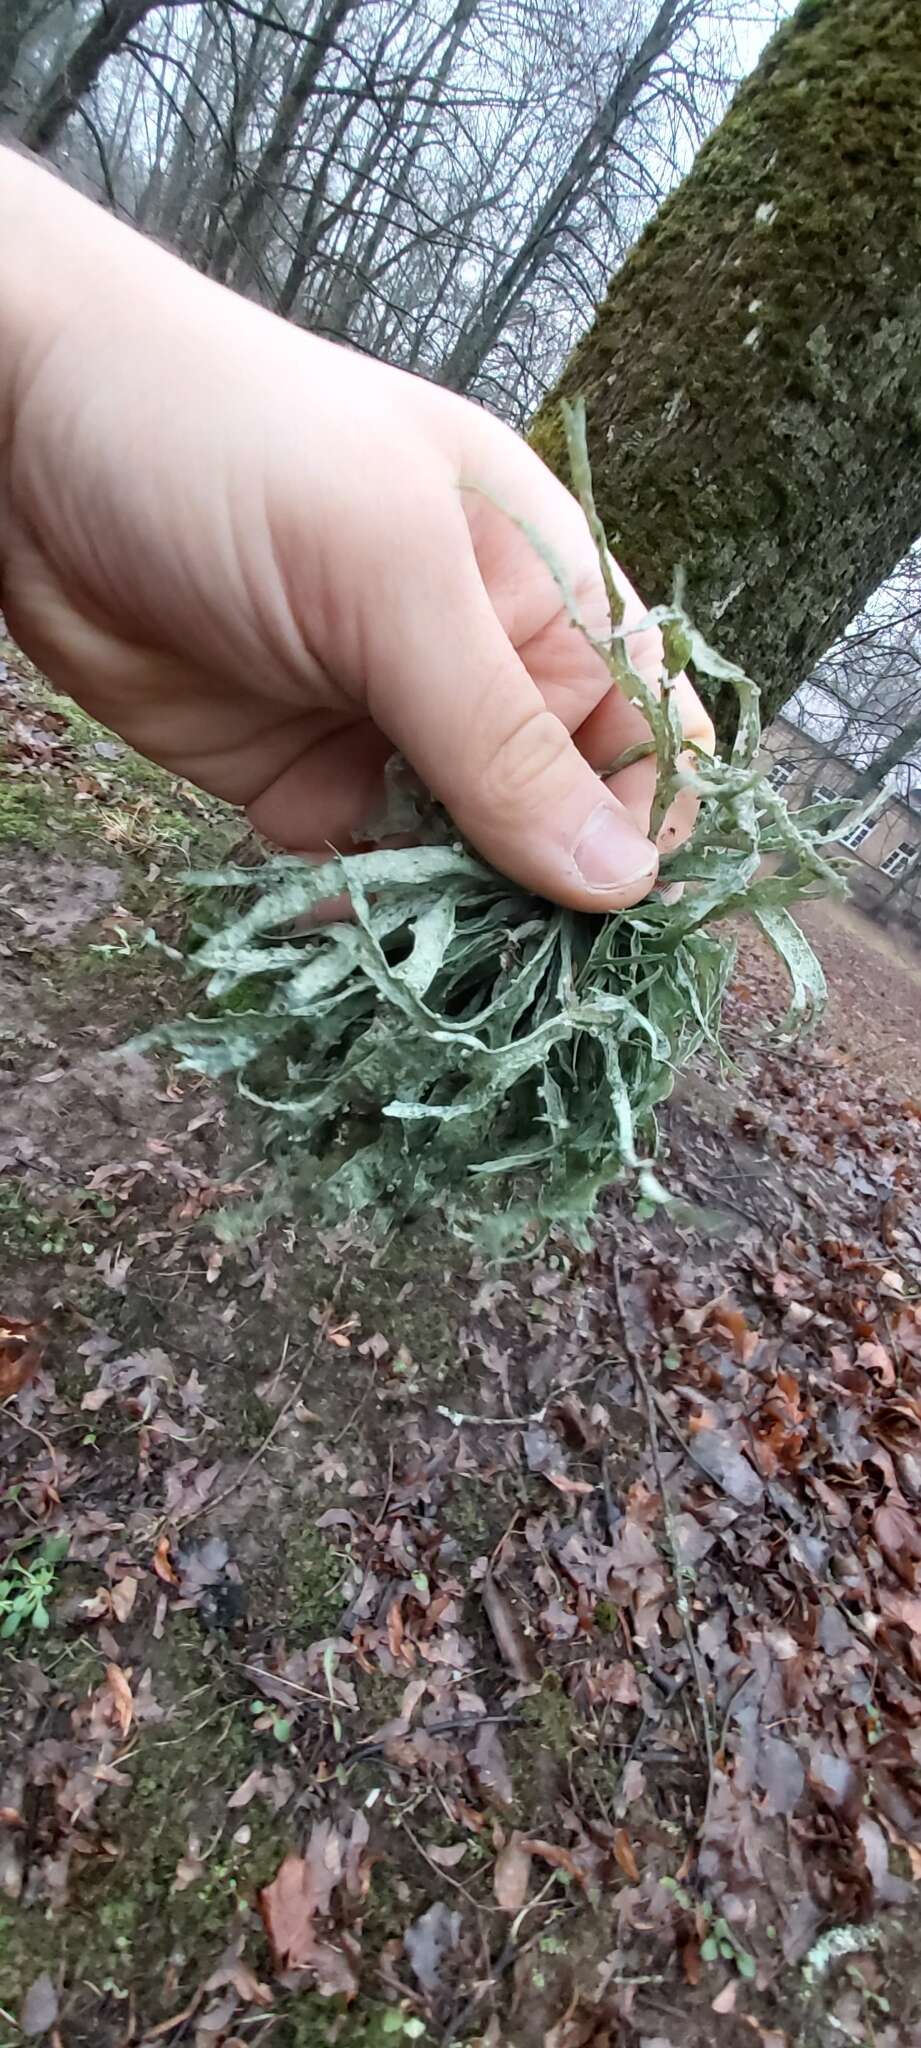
left=530, top=0, right=921, bottom=736
left=20, top=0, right=174, bottom=155
left=852, top=710, right=921, bottom=795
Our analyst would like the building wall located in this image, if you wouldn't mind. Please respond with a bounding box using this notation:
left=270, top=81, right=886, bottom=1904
left=759, top=720, right=921, bottom=934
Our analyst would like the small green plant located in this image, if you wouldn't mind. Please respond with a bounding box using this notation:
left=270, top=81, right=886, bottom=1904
left=0, top=1533, right=69, bottom=1638
left=660, top=1875, right=756, bottom=1980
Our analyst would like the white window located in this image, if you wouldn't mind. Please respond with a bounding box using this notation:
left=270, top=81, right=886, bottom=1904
left=767, top=756, right=796, bottom=791
left=839, top=814, right=875, bottom=851
left=880, top=839, right=916, bottom=879
left=814, top=783, right=843, bottom=806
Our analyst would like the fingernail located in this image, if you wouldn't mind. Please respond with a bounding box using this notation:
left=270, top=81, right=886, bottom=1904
left=573, top=803, right=658, bottom=893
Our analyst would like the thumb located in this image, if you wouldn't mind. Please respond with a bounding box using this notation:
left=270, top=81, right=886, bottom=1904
left=371, top=515, right=658, bottom=911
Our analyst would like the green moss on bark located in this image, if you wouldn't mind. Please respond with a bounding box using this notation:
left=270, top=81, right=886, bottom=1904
left=531, top=0, right=921, bottom=736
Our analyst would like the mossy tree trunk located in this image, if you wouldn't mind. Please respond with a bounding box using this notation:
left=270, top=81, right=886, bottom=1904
left=531, top=0, right=921, bottom=736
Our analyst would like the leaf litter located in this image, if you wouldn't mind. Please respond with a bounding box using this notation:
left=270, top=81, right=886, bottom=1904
left=3, top=595, right=921, bottom=2045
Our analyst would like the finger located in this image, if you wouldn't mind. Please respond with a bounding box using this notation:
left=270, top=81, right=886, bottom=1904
left=245, top=719, right=394, bottom=851
left=574, top=666, right=716, bottom=851
left=368, top=501, right=658, bottom=911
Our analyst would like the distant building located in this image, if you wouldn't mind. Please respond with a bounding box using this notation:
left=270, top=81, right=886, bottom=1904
left=760, top=683, right=921, bottom=937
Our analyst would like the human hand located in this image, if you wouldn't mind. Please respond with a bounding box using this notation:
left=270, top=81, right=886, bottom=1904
left=0, top=149, right=714, bottom=911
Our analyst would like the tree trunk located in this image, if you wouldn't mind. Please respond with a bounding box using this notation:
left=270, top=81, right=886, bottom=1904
left=530, top=0, right=921, bottom=736
left=439, top=0, right=692, bottom=396
left=852, top=710, right=921, bottom=795
left=206, top=0, right=364, bottom=287
left=20, top=0, right=172, bottom=155
left=0, top=0, right=40, bottom=122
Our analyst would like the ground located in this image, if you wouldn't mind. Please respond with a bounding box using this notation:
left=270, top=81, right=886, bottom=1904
left=2, top=646, right=921, bottom=2048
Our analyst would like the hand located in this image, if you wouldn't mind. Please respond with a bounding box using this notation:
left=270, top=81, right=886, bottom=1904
left=0, top=150, right=714, bottom=911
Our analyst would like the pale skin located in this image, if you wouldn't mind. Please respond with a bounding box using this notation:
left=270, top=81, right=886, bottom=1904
left=0, top=148, right=714, bottom=910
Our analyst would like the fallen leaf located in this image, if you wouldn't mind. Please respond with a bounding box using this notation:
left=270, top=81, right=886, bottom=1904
left=469, top=1721, right=514, bottom=1807
left=875, top=1499, right=921, bottom=1573
left=428, top=1842, right=468, bottom=1870
left=481, top=1575, right=539, bottom=1683
left=758, top=1736, right=805, bottom=1817
left=228, top=1769, right=269, bottom=1811
left=712, top=1978, right=737, bottom=2014
left=20, top=1973, right=58, bottom=2038
left=0, top=1316, right=46, bottom=1401
left=110, top=1576, right=138, bottom=1624
left=152, top=1536, right=180, bottom=1586
left=519, top=1839, right=584, bottom=1885
left=174, top=1848, right=207, bottom=1891
left=613, top=1828, right=640, bottom=1882
left=494, top=1835, right=531, bottom=1912
left=690, top=1429, right=764, bottom=1506
left=880, top=1589, right=921, bottom=1635
left=257, top=1824, right=357, bottom=1998
left=204, top=1948, right=273, bottom=2008
left=105, top=1663, right=134, bottom=1737
left=618, top=1758, right=646, bottom=1813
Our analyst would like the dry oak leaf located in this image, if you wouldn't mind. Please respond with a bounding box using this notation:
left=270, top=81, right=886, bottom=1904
left=105, top=1663, right=135, bottom=1737
left=0, top=1316, right=46, bottom=1401
left=257, top=1837, right=358, bottom=2001
left=494, top=1835, right=532, bottom=1913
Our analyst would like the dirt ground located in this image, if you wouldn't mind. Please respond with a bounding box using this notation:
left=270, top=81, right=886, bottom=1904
left=2, top=648, right=921, bottom=2048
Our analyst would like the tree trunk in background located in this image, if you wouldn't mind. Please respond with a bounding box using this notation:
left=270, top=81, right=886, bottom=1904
left=852, top=710, right=921, bottom=796
left=206, top=0, right=363, bottom=287
left=20, top=0, right=171, bottom=154
left=0, top=0, right=39, bottom=122
left=440, top=0, right=691, bottom=396
left=530, top=0, right=921, bottom=737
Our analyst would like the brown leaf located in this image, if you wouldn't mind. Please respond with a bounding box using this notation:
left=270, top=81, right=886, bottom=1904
left=204, top=1950, right=273, bottom=2008
left=613, top=1828, right=640, bottom=1883
left=110, top=1576, right=138, bottom=1624
left=428, top=1842, right=468, bottom=1870
left=174, top=1849, right=207, bottom=1892
left=710, top=1300, right=758, bottom=1363
left=469, top=1721, right=514, bottom=1807
left=519, top=1838, right=585, bottom=1885
left=875, top=1499, right=921, bottom=1574
left=257, top=1823, right=352, bottom=1984
left=228, top=1769, right=269, bottom=1811
left=152, top=1536, right=180, bottom=1586
left=258, top=1852, right=321, bottom=1970
left=604, top=1660, right=641, bottom=1706
left=105, top=1663, right=134, bottom=1737
left=618, top=1758, right=646, bottom=1813
left=481, top=1574, right=539, bottom=1683
left=0, top=1316, right=46, bottom=1401
left=880, top=1589, right=921, bottom=1635
left=858, top=1339, right=896, bottom=1386
left=494, top=1835, right=531, bottom=1913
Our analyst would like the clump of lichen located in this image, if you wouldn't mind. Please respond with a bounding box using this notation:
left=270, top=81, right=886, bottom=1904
left=153, top=404, right=850, bottom=1250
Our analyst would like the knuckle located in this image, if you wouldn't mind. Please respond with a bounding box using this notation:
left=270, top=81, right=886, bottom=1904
left=480, top=704, right=574, bottom=813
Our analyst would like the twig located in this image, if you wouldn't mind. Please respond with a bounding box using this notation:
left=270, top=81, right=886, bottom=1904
left=398, top=1814, right=502, bottom=1912
left=1, top=1400, right=59, bottom=1467
left=173, top=1275, right=345, bottom=1531
left=611, top=1260, right=714, bottom=1782
left=437, top=1401, right=547, bottom=1428
left=342, top=1712, right=521, bottom=1762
